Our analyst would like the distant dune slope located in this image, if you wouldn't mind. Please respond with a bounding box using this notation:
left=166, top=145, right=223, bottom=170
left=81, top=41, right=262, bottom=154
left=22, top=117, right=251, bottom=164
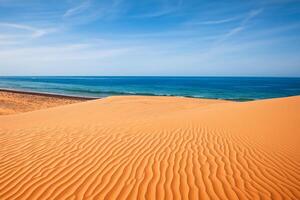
left=0, top=90, right=86, bottom=115
left=0, top=96, right=299, bottom=200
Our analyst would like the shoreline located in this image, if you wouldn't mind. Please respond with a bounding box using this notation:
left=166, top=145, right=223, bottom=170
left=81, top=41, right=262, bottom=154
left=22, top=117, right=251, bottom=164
left=1, top=87, right=299, bottom=102
left=0, top=88, right=246, bottom=102
left=0, top=88, right=244, bottom=102
left=0, top=76, right=299, bottom=102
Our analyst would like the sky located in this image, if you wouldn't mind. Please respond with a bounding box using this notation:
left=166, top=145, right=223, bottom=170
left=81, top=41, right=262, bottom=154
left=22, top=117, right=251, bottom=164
left=0, top=0, right=300, bottom=76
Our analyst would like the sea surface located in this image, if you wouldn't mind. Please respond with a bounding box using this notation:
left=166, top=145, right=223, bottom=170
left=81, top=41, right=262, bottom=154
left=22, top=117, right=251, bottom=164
left=0, top=76, right=300, bottom=101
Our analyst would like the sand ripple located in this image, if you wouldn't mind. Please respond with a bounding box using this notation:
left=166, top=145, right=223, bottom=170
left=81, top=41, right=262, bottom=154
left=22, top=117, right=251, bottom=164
left=0, top=96, right=299, bottom=199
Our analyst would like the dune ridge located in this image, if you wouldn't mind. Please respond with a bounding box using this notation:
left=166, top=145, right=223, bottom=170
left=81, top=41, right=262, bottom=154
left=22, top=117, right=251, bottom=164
left=0, top=96, right=299, bottom=199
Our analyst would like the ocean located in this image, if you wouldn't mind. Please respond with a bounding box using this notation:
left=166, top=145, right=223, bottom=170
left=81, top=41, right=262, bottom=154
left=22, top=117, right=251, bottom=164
left=0, top=76, right=300, bottom=101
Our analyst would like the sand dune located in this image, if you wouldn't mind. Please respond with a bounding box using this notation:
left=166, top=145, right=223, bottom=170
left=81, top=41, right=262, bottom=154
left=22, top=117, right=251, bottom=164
left=0, top=96, right=299, bottom=199
left=0, top=90, right=86, bottom=115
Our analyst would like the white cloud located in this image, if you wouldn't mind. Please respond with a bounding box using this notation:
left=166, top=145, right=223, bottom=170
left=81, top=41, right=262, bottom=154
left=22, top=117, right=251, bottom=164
left=190, top=16, right=241, bottom=25
left=60, top=0, right=126, bottom=25
left=63, top=1, right=91, bottom=17
left=0, top=43, right=133, bottom=65
left=0, top=22, right=56, bottom=38
left=243, top=8, right=264, bottom=24
left=132, top=7, right=177, bottom=18
left=131, top=0, right=183, bottom=18
left=0, top=1, right=299, bottom=76
left=215, top=8, right=264, bottom=43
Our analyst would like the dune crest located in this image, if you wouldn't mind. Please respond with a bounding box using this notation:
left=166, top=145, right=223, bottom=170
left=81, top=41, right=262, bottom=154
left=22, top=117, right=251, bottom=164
left=0, top=96, right=299, bottom=199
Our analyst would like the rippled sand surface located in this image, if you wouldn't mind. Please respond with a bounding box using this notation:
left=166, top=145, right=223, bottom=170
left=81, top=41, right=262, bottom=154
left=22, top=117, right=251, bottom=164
left=0, top=95, right=299, bottom=199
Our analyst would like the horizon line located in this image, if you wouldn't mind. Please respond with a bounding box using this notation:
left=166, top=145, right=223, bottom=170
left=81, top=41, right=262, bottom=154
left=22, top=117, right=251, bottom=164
left=1, top=75, right=300, bottom=78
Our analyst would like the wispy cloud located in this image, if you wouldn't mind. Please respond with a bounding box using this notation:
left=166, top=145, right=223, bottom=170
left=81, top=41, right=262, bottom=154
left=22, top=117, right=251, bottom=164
left=218, top=8, right=264, bottom=42
left=0, top=1, right=299, bottom=76
left=0, top=22, right=56, bottom=38
left=131, top=0, right=183, bottom=18
left=223, top=27, right=245, bottom=39
left=63, top=1, right=91, bottom=18
left=133, top=8, right=176, bottom=18
left=0, top=40, right=137, bottom=75
left=62, top=0, right=125, bottom=24
left=190, top=16, right=241, bottom=25
left=0, top=44, right=131, bottom=61
left=243, top=8, right=264, bottom=24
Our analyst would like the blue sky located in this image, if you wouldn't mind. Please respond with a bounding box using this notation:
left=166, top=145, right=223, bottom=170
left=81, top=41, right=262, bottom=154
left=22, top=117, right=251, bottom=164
left=0, top=0, right=300, bottom=76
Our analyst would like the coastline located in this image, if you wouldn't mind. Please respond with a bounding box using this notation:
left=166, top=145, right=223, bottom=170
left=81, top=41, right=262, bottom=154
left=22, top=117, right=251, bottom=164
left=1, top=87, right=299, bottom=103
left=1, top=76, right=300, bottom=102
left=0, top=87, right=251, bottom=102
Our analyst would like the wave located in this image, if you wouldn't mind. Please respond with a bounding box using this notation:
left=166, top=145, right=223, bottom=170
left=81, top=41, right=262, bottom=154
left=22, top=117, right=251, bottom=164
left=50, top=87, right=256, bottom=101
left=1, top=86, right=257, bottom=102
left=58, top=87, right=177, bottom=97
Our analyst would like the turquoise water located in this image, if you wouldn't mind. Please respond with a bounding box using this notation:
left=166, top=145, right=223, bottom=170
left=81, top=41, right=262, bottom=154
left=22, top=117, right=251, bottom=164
left=0, top=76, right=300, bottom=101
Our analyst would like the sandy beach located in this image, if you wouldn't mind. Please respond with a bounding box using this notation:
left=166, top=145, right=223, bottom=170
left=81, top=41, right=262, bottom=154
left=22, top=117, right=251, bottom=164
left=0, top=91, right=299, bottom=199
left=0, top=90, right=89, bottom=115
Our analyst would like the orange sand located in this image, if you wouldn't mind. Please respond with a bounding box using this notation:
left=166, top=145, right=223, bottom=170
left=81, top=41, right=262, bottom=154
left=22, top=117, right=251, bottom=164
left=0, top=95, right=299, bottom=199
left=0, top=90, right=86, bottom=115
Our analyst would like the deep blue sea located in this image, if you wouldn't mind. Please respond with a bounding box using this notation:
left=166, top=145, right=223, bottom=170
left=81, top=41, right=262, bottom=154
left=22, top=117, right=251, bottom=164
left=0, top=76, right=300, bottom=101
